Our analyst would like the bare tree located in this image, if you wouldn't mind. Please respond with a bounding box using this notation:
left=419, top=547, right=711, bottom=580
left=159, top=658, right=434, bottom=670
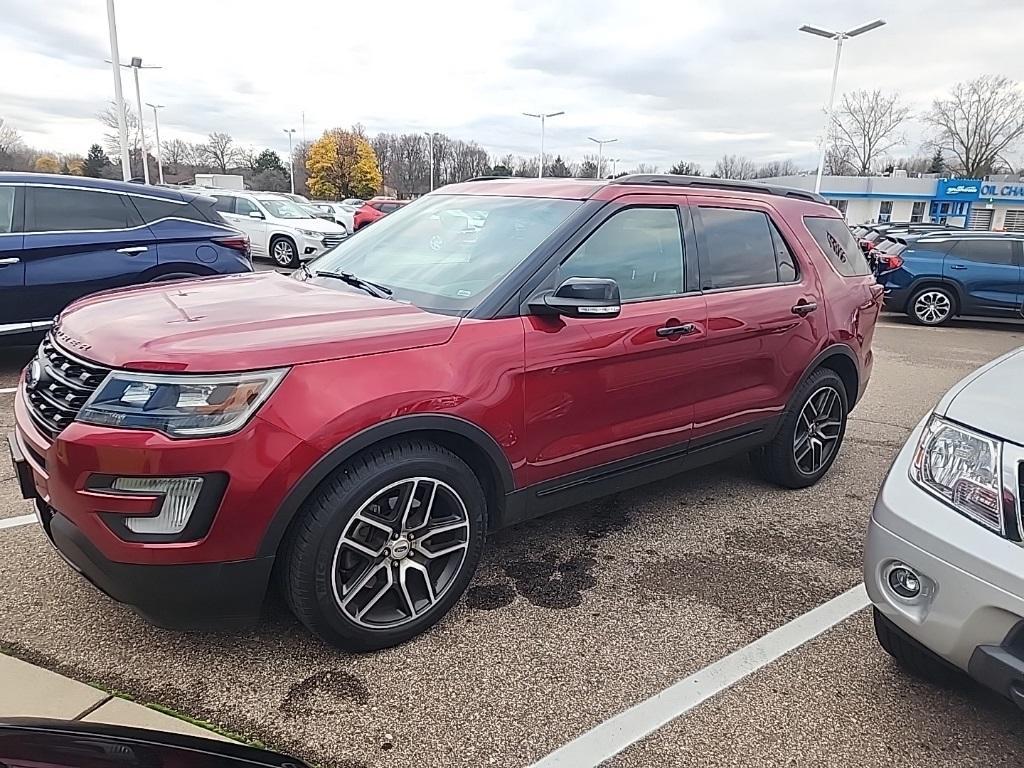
left=712, top=154, right=757, bottom=179
left=754, top=159, right=800, bottom=178
left=203, top=132, right=240, bottom=173
left=824, top=142, right=855, bottom=175
left=98, top=103, right=144, bottom=174
left=831, top=90, right=910, bottom=176
left=631, top=163, right=660, bottom=174
left=924, top=75, right=1024, bottom=177
left=0, top=118, right=21, bottom=154
left=161, top=138, right=189, bottom=174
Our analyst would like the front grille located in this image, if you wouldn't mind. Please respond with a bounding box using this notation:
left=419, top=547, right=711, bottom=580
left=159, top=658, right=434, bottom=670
left=26, top=335, right=111, bottom=439
left=322, top=233, right=345, bottom=250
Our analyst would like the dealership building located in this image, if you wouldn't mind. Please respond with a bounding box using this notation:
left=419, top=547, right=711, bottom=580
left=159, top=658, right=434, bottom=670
left=764, top=174, right=1024, bottom=231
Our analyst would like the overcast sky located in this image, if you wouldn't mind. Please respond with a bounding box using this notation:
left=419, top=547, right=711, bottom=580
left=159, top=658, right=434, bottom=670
left=1, top=0, right=1022, bottom=171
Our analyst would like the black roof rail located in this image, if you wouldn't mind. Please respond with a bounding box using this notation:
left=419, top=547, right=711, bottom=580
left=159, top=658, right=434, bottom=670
left=609, top=174, right=828, bottom=204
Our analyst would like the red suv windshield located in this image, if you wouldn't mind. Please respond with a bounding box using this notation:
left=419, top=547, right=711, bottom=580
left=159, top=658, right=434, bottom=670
left=306, top=194, right=581, bottom=313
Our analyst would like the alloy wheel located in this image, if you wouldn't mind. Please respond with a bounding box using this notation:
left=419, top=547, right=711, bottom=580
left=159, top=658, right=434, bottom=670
left=913, top=291, right=951, bottom=324
left=793, top=386, right=843, bottom=475
left=273, top=240, right=296, bottom=266
left=330, top=477, right=471, bottom=629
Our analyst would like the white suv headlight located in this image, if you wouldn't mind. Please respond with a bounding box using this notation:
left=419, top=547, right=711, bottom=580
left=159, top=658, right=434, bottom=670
left=298, top=229, right=323, bottom=238
left=911, top=415, right=1004, bottom=533
left=77, top=368, right=287, bottom=438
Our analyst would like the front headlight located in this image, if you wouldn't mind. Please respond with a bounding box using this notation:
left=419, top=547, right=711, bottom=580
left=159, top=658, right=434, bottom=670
left=910, top=415, right=1004, bottom=533
left=77, top=368, right=287, bottom=438
left=298, top=229, right=322, bottom=238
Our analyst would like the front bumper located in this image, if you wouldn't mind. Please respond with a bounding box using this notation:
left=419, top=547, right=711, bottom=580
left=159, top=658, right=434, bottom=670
left=865, top=419, right=1024, bottom=701
left=10, top=377, right=323, bottom=629
left=38, top=502, right=273, bottom=630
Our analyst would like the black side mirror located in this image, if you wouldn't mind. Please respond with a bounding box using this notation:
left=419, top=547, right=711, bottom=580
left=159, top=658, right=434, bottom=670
left=529, top=277, right=621, bottom=319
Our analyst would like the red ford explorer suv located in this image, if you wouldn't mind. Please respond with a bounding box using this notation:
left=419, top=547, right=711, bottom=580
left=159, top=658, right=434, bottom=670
left=10, top=175, right=882, bottom=651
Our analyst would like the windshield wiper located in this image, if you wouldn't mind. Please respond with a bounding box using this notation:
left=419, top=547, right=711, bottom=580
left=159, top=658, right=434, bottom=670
left=314, top=270, right=393, bottom=299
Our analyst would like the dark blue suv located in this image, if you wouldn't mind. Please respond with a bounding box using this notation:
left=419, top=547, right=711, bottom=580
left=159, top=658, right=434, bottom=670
left=874, top=231, right=1024, bottom=325
left=0, top=173, right=252, bottom=342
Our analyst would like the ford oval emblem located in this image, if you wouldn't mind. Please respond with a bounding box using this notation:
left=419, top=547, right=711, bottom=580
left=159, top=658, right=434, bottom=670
left=26, top=359, right=41, bottom=390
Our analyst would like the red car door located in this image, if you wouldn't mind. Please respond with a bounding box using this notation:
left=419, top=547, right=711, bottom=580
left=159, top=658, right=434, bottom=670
left=522, top=198, right=708, bottom=486
left=688, top=198, right=826, bottom=443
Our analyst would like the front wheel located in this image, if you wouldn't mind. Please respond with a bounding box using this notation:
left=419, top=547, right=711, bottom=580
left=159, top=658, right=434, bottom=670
left=281, top=440, right=487, bottom=651
left=909, top=286, right=955, bottom=326
left=751, top=367, right=848, bottom=489
left=270, top=236, right=299, bottom=268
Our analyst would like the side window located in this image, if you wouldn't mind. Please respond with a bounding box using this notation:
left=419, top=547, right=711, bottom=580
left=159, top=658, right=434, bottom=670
left=770, top=223, right=798, bottom=282
left=804, top=216, right=871, bottom=277
left=381, top=203, right=400, bottom=213
left=699, top=207, right=779, bottom=289
left=0, top=186, right=16, bottom=234
left=949, top=239, right=1014, bottom=265
left=211, top=196, right=235, bottom=214
left=557, top=207, right=684, bottom=301
left=26, top=187, right=136, bottom=232
left=235, top=198, right=260, bottom=216
left=130, top=196, right=187, bottom=224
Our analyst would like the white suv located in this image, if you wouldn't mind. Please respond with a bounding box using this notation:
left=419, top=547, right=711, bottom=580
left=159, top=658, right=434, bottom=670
left=208, top=190, right=347, bottom=267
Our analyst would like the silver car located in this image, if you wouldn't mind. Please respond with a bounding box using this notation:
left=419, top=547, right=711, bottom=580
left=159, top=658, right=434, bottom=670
left=866, top=346, right=1024, bottom=706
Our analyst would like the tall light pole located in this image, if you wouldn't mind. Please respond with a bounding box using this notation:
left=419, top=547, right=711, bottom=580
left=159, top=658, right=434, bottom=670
left=609, top=158, right=620, bottom=177
left=523, top=111, right=564, bottom=178
left=425, top=132, right=435, bottom=192
left=799, top=19, right=886, bottom=194
left=588, top=136, right=618, bottom=179
left=283, top=129, right=296, bottom=194
left=113, top=57, right=160, bottom=183
left=105, top=0, right=131, bottom=180
left=146, top=103, right=165, bottom=185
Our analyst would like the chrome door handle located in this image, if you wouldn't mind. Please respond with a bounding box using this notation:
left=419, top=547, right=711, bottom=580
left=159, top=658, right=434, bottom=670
left=656, top=323, right=697, bottom=338
left=116, top=246, right=148, bottom=255
left=791, top=300, right=818, bottom=316
left=949, top=264, right=967, bottom=270
left=0, top=258, right=20, bottom=266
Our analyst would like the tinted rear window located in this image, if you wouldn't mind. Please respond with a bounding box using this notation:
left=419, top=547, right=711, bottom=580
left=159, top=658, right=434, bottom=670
left=804, top=216, right=871, bottom=276
left=211, top=196, right=235, bottom=213
left=949, top=238, right=1015, bottom=266
left=26, top=186, right=139, bottom=231
left=699, top=207, right=793, bottom=289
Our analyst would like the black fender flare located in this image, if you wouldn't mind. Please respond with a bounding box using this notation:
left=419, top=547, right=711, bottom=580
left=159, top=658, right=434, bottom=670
left=258, top=414, right=515, bottom=556
left=791, top=343, right=862, bottom=412
left=905, top=277, right=965, bottom=313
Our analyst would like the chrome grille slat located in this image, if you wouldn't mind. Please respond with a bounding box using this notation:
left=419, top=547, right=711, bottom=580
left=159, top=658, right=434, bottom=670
left=25, top=334, right=111, bottom=439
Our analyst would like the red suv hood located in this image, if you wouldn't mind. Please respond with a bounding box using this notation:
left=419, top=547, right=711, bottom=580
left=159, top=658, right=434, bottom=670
left=53, top=272, right=461, bottom=372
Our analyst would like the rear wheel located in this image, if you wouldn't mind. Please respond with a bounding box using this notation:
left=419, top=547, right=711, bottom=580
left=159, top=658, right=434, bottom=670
left=751, top=367, right=848, bottom=489
left=873, top=608, right=962, bottom=686
left=270, top=236, right=299, bottom=268
left=281, top=440, right=486, bottom=651
left=908, top=286, right=955, bottom=326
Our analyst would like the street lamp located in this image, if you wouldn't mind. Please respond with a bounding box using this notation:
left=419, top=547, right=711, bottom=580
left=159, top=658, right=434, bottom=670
left=609, top=158, right=620, bottom=177
left=108, top=56, right=161, bottom=183
left=283, top=128, right=296, bottom=194
left=523, top=111, right=565, bottom=178
left=146, top=103, right=165, bottom=185
left=425, top=132, right=435, bottom=192
left=587, top=137, right=618, bottom=179
left=104, top=0, right=131, bottom=180
left=799, top=19, right=886, bottom=194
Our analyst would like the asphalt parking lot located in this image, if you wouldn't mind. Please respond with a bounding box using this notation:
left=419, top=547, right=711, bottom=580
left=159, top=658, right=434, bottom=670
left=2, top=314, right=1023, bottom=767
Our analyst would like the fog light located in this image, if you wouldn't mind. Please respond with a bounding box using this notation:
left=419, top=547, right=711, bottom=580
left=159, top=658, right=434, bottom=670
left=113, top=477, right=204, bottom=535
left=887, top=563, right=922, bottom=599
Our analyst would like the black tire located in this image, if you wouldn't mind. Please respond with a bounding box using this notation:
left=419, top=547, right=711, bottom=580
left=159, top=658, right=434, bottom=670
left=270, top=235, right=299, bottom=268
left=281, top=439, right=486, bottom=651
left=750, top=367, right=848, bottom=489
left=873, top=608, right=962, bottom=687
left=908, top=285, right=956, bottom=326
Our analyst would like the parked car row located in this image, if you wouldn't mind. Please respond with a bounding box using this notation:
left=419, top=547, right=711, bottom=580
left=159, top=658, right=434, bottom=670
left=0, top=173, right=253, bottom=342
left=872, top=229, right=1024, bottom=325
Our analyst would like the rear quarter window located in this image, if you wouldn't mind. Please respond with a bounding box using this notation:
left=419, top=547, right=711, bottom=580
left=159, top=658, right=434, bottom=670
left=804, top=216, right=871, bottom=277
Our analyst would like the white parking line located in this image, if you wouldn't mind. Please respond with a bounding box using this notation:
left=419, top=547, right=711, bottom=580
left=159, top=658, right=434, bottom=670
left=528, top=584, right=870, bottom=768
left=0, top=514, right=36, bottom=530
left=0, top=387, right=17, bottom=395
